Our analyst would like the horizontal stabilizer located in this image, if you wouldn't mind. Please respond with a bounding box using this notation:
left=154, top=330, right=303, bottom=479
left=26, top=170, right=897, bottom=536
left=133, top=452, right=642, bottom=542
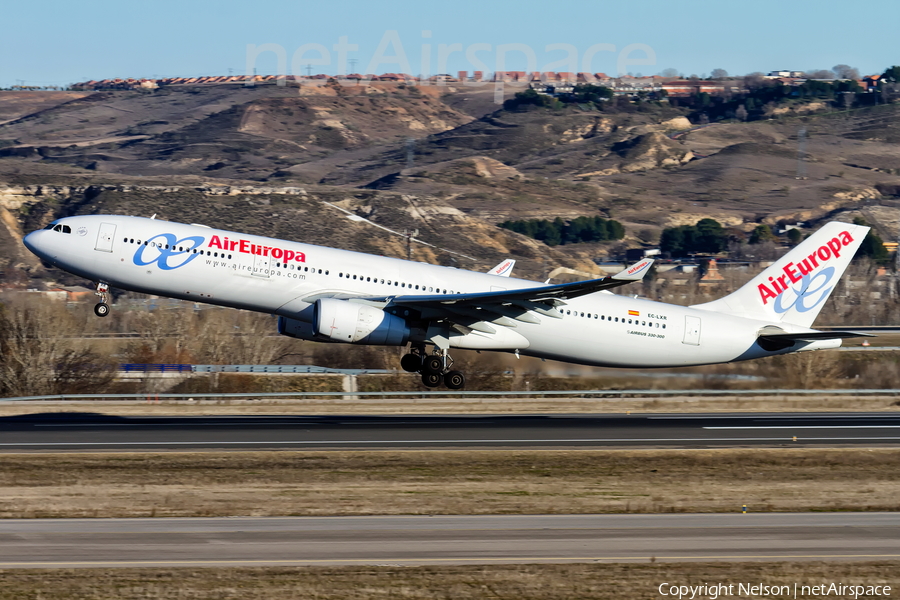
left=759, top=330, right=875, bottom=341
left=487, top=259, right=515, bottom=277
left=756, top=327, right=874, bottom=351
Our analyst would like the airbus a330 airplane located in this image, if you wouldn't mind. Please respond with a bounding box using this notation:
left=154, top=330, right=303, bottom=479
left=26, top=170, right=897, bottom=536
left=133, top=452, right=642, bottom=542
left=24, top=215, right=870, bottom=388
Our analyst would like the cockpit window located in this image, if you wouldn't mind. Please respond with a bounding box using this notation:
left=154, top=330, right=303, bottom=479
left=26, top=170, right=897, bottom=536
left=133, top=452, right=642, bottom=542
left=44, top=223, right=56, bottom=230
left=48, top=224, right=72, bottom=233
left=61, top=225, right=71, bottom=234
left=53, top=224, right=62, bottom=232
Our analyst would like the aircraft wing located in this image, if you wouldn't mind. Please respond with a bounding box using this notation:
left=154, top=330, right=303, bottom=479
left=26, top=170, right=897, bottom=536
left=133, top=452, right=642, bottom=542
left=350, top=259, right=654, bottom=331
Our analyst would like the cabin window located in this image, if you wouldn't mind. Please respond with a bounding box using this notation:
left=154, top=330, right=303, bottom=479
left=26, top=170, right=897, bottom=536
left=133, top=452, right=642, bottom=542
left=662, top=324, right=666, bottom=329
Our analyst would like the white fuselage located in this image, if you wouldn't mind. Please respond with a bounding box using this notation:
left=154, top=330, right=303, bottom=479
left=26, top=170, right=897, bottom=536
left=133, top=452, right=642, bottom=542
left=24, top=215, right=831, bottom=368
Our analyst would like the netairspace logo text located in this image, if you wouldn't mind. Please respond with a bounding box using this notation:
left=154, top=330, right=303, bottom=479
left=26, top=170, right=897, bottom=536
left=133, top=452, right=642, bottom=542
left=658, top=582, right=892, bottom=600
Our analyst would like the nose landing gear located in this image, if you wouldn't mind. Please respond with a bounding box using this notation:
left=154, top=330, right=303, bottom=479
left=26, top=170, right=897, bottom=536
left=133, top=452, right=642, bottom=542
left=93, top=282, right=110, bottom=317
left=400, top=346, right=466, bottom=389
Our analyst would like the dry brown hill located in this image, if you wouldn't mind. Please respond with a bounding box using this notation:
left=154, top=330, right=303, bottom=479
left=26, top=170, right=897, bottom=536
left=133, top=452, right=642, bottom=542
left=3, top=85, right=900, bottom=290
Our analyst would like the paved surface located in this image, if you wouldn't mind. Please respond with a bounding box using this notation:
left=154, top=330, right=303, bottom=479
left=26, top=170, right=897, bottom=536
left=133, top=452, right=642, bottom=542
left=2, top=412, right=900, bottom=451
left=0, top=513, right=898, bottom=568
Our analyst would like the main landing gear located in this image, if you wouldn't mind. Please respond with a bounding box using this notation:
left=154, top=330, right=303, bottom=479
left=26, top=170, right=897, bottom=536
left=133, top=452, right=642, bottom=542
left=93, top=282, right=110, bottom=317
left=401, top=346, right=465, bottom=389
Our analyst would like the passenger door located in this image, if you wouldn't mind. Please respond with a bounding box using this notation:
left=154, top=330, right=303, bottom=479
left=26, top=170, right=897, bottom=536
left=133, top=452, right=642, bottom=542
left=682, top=315, right=701, bottom=346
left=94, top=222, right=116, bottom=253
left=253, top=253, right=270, bottom=278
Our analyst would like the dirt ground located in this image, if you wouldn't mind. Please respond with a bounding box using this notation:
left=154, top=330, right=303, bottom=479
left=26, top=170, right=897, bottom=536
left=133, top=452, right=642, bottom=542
left=0, top=562, right=896, bottom=600
left=0, top=393, right=898, bottom=417
left=1, top=449, right=899, bottom=519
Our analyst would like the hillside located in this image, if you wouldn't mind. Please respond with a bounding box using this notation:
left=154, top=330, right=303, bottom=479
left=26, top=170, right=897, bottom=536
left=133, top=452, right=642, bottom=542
left=2, top=83, right=900, bottom=290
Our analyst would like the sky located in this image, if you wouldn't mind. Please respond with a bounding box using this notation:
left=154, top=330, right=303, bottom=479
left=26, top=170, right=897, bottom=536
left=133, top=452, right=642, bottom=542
left=2, top=0, right=898, bottom=88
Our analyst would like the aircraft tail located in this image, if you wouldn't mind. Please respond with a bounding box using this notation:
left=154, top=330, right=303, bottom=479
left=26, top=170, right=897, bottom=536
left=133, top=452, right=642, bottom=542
left=691, top=221, right=869, bottom=328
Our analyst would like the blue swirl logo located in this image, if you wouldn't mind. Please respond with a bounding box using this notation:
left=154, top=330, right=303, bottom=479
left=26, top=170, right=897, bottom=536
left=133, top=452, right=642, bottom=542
left=133, top=233, right=205, bottom=270
left=773, top=267, right=835, bottom=314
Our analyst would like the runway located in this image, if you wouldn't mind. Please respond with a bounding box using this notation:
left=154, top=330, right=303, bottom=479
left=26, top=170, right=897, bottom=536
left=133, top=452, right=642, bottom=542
left=1, top=513, right=898, bottom=568
left=2, top=412, right=900, bottom=451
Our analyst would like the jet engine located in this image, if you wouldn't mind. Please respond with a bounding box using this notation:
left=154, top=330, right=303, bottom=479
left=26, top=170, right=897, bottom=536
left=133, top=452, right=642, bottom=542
left=312, top=298, right=409, bottom=345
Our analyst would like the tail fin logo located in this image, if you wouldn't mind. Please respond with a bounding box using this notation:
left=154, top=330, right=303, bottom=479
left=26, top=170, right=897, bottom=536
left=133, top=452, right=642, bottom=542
left=772, top=267, right=835, bottom=314
left=758, top=230, right=853, bottom=307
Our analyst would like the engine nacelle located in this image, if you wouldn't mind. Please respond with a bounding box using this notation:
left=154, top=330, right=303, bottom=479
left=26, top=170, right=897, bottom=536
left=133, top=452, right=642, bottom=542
left=314, top=298, right=409, bottom=345
left=277, top=316, right=321, bottom=341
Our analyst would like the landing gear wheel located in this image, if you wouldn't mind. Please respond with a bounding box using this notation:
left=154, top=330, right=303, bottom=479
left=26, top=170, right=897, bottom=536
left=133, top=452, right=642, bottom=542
left=93, top=302, right=110, bottom=317
left=422, top=355, right=444, bottom=374
left=421, top=372, right=443, bottom=388
left=444, top=370, right=465, bottom=390
left=400, top=353, right=422, bottom=373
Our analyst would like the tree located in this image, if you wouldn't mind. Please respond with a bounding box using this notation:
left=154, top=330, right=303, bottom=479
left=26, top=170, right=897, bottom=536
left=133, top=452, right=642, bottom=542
left=710, top=68, right=728, bottom=79
left=856, top=230, right=889, bottom=264
left=571, top=83, right=613, bottom=104
left=881, top=66, right=900, bottom=83
left=498, top=216, right=625, bottom=246
left=659, top=219, right=726, bottom=257
left=660, top=226, right=687, bottom=257
left=659, top=68, right=679, bottom=78
left=832, top=64, right=860, bottom=80
left=748, top=224, right=776, bottom=244
left=503, top=88, right=557, bottom=111
left=735, top=105, right=748, bottom=121
left=694, top=218, right=728, bottom=253
left=804, top=69, right=836, bottom=80
left=786, top=228, right=802, bottom=245
left=853, top=217, right=890, bottom=265
left=0, top=300, right=115, bottom=396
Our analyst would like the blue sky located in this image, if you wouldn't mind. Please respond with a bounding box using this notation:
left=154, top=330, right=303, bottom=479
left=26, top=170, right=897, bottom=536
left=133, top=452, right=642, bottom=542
left=2, top=0, right=897, bottom=87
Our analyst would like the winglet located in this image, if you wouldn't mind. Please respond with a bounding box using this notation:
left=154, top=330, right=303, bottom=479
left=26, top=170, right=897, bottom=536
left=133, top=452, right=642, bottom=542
left=611, top=258, right=654, bottom=281
left=488, top=259, right=516, bottom=277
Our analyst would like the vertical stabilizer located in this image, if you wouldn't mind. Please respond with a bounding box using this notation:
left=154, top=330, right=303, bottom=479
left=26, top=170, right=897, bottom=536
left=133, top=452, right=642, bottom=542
left=691, top=222, right=869, bottom=328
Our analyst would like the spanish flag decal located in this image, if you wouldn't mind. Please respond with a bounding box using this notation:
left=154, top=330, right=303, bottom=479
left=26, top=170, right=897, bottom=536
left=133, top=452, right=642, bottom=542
left=628, top=310, right=640, bottom=316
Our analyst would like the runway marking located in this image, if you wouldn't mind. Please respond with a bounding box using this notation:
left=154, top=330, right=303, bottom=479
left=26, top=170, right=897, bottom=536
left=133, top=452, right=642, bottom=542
left=34, top=422, right=323, bottom=427
left=704, top=426, right=900, bottom=430
left=1, top=554, right=899, bottom=567
left=3, top=436, right=900, bottom=447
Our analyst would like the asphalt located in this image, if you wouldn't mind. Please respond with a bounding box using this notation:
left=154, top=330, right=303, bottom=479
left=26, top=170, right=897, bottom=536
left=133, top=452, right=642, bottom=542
left=0, top=513, right=897, bottom=568
left=2, top=412, right=900, bottom=451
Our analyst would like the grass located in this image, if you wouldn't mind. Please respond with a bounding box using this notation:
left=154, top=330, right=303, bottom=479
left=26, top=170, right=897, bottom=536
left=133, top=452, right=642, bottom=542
left=0, top=562, right=896, bottom=599
left=2, top=449, right=900, bottom=519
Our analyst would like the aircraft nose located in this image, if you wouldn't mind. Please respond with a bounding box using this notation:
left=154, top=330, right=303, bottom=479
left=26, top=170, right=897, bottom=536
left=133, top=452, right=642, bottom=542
left=23, top=229, right=51, bottom=259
